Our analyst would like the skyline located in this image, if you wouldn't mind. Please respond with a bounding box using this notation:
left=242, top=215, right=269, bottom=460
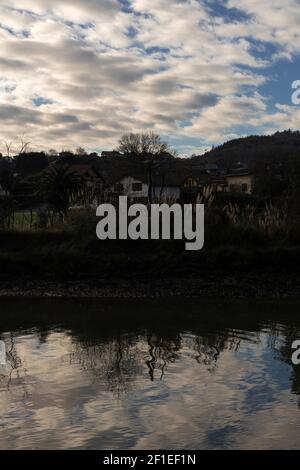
left=0, top=0, right=300, bottom=155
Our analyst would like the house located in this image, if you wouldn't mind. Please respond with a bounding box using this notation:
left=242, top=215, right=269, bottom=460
left=184, top=176, right=199, bottom=189
left=111, top=167, right=183, bottom=204
left=225, top=171, right=253, bottom=194
left=210, top=176, right=226, bottom=193
left=111, top=175, right=149, bottom=203
left=68, top=164, right=104, bottom=185
left=67, top=164, right=106, bottom=206
left=150, top=167, right=184, bottom=202
left=183, top=169, right=219, bottom=191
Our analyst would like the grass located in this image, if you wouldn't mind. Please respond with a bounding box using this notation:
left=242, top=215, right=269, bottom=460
left=13, top=211, right=38, bottom=229
left=2, top=210, right=62, bottom=231
left=0, top=203, right=300, bottom=280
left=0, top=227, right=299, bottom=280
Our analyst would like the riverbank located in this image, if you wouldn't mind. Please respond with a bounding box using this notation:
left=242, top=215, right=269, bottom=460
left=0, top=273, right=299, bottom=298
left=1, top=226, right=300, bottom=299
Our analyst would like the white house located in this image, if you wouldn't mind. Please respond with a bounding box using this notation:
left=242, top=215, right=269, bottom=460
left=225, top=172, right=253, bottom=195
left=112, top=176, right=149, bottom=203
left=111, top=175, right=181, bottom=203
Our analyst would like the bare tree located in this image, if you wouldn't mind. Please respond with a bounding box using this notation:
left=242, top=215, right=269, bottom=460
left=117, top=132, right=176, bottom=157
left=18, top=135, right=31, bottom=154
left=3, top=141, right=13, bottom=158
left=75, top=147, right=88, bottom=156
left=3, top=136, right=31, bottom=157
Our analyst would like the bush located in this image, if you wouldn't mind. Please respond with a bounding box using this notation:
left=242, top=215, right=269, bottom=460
left=64, top=209, right=98, bottom=243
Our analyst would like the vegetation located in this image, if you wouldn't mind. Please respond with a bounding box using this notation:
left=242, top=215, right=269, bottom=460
left=1, top=130, right=300, bottom=281
left=0, top=194, right=299, bottom=281
left=37, top=166, right=83, bottom=217
left=117, top=131, right=176, bottom=157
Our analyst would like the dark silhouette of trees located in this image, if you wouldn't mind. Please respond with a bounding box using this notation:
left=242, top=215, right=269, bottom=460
left=3, top=136, right=31, bottom=157
left=75, top=147, right=88, bottom=156
left=37, top=166, right=83, bottom=217
left=15, top=152, right=49, bottom=176
left=0, top=164, right=15, bottom=196
left=286, top=158, right=300, bottom=224
left=117, top=132, right=176, bottom=157
left=3, top=140, right=13, bottom=158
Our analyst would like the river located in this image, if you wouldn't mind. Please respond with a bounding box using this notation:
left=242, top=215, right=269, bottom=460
left=1, top=298, right=300, bottom=450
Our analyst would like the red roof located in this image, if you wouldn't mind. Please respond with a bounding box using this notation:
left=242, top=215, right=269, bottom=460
left=68, top=164, right=98, bottom=176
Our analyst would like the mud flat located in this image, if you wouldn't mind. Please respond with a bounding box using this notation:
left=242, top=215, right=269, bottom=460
left=0, top=273, right=299, bottom=299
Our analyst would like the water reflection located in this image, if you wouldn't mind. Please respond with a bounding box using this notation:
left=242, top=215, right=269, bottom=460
left=1, top=298, right=300, bottom=449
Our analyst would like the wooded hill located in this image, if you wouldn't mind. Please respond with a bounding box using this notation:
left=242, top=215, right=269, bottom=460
left=194, top=130, right=300, bottom=169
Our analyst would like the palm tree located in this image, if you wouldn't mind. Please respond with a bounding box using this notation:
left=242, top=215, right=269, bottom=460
left=0, top=165, right=16, bottom=228
left=0, top=165, right=15, bottom=196
left=37, top=165, right=83, bottom=218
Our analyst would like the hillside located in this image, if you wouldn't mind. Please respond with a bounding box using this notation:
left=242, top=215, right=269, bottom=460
left=194, top=130, right=300, bottom=169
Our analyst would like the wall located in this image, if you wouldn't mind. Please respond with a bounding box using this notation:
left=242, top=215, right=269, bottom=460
left=112, top=176, right=149, bottom=200
left=225, top=175, right=253, bottom=195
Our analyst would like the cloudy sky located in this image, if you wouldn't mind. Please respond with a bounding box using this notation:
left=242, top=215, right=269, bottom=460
left=0, top=0, right=300, bottom=155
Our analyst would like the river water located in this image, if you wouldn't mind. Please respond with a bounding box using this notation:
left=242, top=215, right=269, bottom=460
left=1, top=298, right=300, bottom=450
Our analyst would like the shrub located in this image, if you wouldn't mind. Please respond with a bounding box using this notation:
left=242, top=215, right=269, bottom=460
left=65, top=208, right=98, bottom=243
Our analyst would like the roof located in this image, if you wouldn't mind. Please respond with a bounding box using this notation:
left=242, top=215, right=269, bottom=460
left=226, top=171, right=252, bottom=178
left=67, top=164, right=100, bottom=176
left=113, top=172, right=149, bottom=185
left=93, top=156, right=229, bottom=188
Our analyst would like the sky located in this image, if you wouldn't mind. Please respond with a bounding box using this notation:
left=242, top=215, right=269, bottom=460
left=0, top=0, right=299, bottom=156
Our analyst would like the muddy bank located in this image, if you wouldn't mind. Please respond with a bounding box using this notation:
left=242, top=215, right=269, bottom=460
left=0, top=274, right=299, bottom=298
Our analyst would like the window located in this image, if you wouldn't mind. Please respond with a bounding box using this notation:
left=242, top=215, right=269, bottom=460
left=185, top=178, right=197, bottom=188
left=114, top=183, right=124, bottom=193
left=242, top=184, right=248, bottom=193
left=132, top=182, right=143, bottom=192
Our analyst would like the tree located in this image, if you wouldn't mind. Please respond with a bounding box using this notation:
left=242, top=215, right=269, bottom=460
left=2, top=136, right=31, bottom=157
left=0, top=195, right=14, bottom=229
left=48, top=149, right=58, bottom=157
left=117, top=132, right=177, bottom=203
left=15, top=152, right=49, bottom=176
left=3, top=140, right=13, bottom=157
left=75, top=147, right=87, bottom=156
left=0, top=165, right=15, bottom=196
left=117, top=132, right=176, bottom=157
left=19, top=135, right=31, bottom=154
left=37, top=166, right=83, bottom=217
left=286, top=158, right=300, bottom=223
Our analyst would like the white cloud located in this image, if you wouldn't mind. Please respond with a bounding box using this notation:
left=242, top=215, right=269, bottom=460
left=0, top=0, right=298, bottom=154
left=226, top=0, right=300, bottom=51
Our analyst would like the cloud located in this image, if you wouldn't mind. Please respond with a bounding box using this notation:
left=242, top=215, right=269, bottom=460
left=0, top=0, right=299, bottom=154
left=1, top=328, right=299, bottom=450
left=226, top=0, right=300, bottom=52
